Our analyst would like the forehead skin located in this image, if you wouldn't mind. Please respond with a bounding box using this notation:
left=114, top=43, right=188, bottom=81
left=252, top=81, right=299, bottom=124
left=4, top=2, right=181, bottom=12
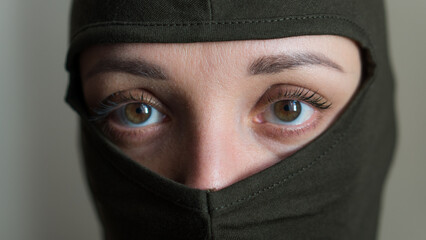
left=80, top=35, right=360, bottom=105
left=80, top=35, right=359, bottom=78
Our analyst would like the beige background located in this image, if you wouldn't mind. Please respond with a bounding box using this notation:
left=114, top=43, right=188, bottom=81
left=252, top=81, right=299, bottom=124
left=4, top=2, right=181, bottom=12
left=0, top=0, right=424, bottom=239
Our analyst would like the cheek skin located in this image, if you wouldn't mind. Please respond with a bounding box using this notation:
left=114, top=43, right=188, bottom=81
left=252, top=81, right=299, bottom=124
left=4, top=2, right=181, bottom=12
left=80, top=35, right=361, bottom=190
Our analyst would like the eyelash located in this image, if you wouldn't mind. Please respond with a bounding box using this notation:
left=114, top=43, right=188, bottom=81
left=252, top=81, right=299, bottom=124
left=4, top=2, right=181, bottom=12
left=89, top=86, right=332, bottom=142
left=264, top=87, right=331, bottom=110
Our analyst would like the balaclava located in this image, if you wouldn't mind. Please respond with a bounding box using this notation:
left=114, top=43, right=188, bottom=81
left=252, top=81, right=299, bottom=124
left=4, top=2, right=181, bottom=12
left=65, top=0, right=396, bottom=239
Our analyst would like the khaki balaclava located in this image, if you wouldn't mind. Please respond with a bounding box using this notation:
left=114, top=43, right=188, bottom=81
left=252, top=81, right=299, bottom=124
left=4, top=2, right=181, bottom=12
left=65, top=0, right=396, bottom=239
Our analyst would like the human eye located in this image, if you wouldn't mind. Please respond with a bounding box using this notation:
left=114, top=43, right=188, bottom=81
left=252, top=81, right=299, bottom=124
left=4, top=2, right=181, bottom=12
left=89, top=89, right=169, bottom=145
left=253, top=85, right=332, bottom=139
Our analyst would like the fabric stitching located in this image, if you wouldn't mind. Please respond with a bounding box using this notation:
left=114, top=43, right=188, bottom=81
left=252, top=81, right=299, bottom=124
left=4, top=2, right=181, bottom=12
left=71, top=15, right=369, bottom=44
left=208, top=0, right=213, bottom=21
left=213, top=125, right=350, bottom=211
left=206, top=192, right=214, bottom=240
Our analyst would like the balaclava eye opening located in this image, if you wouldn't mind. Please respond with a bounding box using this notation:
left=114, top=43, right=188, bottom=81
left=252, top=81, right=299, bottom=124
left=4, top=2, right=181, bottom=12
left=65, top=1, right=396, bottom=239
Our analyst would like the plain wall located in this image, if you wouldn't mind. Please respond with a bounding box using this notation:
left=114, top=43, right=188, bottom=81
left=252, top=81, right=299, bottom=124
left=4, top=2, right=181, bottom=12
left=0, top=0, right=424, bottom=239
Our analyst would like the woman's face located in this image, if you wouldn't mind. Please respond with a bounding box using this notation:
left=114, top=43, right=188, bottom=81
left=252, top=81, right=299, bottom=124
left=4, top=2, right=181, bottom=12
left=80, top=35, right=361, bottom=191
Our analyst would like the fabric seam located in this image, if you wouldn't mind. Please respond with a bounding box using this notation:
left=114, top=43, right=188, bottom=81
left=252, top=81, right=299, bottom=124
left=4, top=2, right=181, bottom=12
left=70, top=15, right=368, bottom=43
left=213, top=116, right=355, bottom=211
left=206, top=192, right=214, bottom=240
left=208, top=0, right=213, bottom=21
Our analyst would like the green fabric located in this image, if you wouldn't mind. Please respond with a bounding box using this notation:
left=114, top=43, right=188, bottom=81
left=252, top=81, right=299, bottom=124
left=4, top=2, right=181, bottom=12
left=65, top=0, right=396, bottom=239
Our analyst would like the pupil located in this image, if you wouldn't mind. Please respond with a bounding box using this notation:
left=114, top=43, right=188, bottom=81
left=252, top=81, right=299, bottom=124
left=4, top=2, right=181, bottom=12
left=273, top=100, right=301, bottom=122
left=284, top=105, right=290, bottom=111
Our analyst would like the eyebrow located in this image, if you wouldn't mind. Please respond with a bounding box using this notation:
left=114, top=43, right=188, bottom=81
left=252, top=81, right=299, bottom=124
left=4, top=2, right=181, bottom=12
left=249, top=52, right=344, bottom=75
left=86, top=52, right=343, bottom=80
left=85, top=58, right=168, bottom=80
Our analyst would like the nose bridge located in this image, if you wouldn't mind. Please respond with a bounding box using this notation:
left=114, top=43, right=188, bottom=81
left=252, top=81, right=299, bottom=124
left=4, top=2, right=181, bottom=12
left=181, top=97, right=244, bottom=190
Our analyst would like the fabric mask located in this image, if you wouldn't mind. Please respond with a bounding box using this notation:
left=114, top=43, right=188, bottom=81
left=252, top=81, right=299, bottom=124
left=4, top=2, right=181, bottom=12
left=65, top=0, right=397, bottom=239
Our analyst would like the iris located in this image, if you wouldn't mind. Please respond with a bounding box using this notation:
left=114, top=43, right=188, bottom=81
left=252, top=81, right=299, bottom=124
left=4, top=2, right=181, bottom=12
left=125, top=103, right=152, bottom=124
left=117, top=103, right=164, bottom=128
left=273, top=100, right=301, bottom=122
left=264, top=100, right=314, bottom=126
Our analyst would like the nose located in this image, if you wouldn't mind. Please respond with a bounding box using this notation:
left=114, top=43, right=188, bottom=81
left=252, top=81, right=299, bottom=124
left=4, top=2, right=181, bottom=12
left=177, top=105, right=269, bottom=191
left=182, top=123, right=239, bottom=190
